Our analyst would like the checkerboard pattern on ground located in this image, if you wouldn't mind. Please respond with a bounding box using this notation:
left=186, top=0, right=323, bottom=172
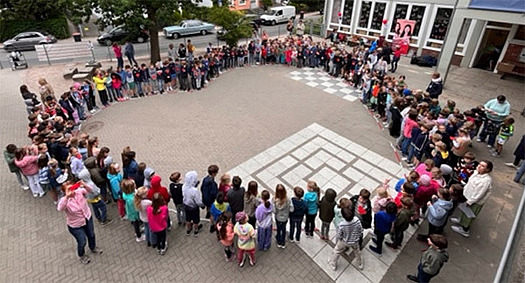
left=287, top=69, right=359, bottom=102
left=228, top=123, right=415, bottom=282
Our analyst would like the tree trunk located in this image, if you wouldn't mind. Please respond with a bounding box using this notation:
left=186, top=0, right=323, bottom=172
left=147, top=7, right=160, bottom=64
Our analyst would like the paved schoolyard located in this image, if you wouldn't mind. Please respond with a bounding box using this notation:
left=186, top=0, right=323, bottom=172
left=0, top=56, right=523, bottom=282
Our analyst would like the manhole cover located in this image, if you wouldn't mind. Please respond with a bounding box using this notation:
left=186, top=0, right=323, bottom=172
left=82, top=121, right=105, bottom=133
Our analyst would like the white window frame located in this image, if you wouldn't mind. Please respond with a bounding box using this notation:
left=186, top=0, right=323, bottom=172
left=386, top=2, right=430, bottom=47
left=355, top=0, right=390, bottom=36
left=334, top=0, right=356, bottom=30
left=239, top=0, right=246, bottom=5
left=424, top=5, right=454, bottom=51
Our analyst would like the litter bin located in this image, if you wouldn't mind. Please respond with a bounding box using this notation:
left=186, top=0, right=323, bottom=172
left=300, top=10, right=305, bottom=20
left=73, top=33, right=82, bottom=42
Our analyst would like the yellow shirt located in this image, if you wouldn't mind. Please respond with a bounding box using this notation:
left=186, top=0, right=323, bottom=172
left=93, top=76, right=107, bottom=91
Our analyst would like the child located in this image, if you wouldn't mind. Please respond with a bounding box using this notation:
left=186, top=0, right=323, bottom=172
left=289, top=186, right=306, bottom=242
left=38, top=155, right=51, bottom=196
left=122, top=179, right=144, bottom=242
left=386, top=197, right=414, bottom=249
left=124, top=65, right=136, bottom=98
left=431, top=141, right=450, bottom=168
left=135, top=187, right=155, bottom=247
left=218, top=173, right=232, bottom=202
left=169, top=172, right=184, bottom=225
left=372, top=180, right=392, bottom=213
left=147, top=193, right=168, bottom=255
left=406, top=123, right=432, bottom=167
left=256, top=190, right=273, bottom=251
left=453, top=152, right=478, bottom=185
left=234, top=211, right=256, bottom=267
left=216, top=211, right=235, bottom=261
left=182, top=171, right=205, bottom=237
left=244, top=181, right=258, bottom=228
left=414, top=159, right=434, bottom=179
left=407, top=234, right=449, bottom=282
left=413, top=175, right=439, bottom=221
left=304, top=180, right=320, bottom=238
left=3, top=144, right=28, bottom=191
left=273, top=184, right=293, bottom=248
left=107, top=162, right=125, bottom=219
left=350, top=189, right=372, bottom=230
left=78, top=166, right=112, bottom=226
left=48, top=158, right=66, bottom=204
left=369, top=202, right=397, bottom=256
left=333, top=197, right=349, bottom=232
left=394, top=182, right=416, bottom=208
left=319, top=188, right=337, bottom=240
left=211, top=192, right=231, bottom=223
left=491, top=116, right=514, bottom=157
left=416, top=188, right=453, bottom=242
left=202, top=164, right=219, bottom=232
left=328, top=207, right=364, bottom=271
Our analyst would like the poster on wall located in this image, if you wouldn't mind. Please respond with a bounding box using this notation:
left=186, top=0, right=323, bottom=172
left=392, top=19, right=415, bottom=55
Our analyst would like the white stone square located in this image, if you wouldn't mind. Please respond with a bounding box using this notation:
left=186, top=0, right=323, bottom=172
left=305, top=76, right=316, bottom=81
left=264, top=178, right=282, bottom=192
left=315, top=150, right=333, bottom=163
left=304, top=155, right=324, bottom=170
left=345, top=142, right=368, bottom=156
left=306, top=123, right=326, bottom=133
left=312, top=245, right=349, bottom=280
left=252, top=151, right=275, bottom=167
left=330, top=174, right=351, bottom=191
left=340, top=88, right=353, bottom=94
left=368, top=167, right=393, bottom=185
left=238, top=158, right=263, bottom=174
left=280, top=155, right=298, bottom=168
left=323, top=142, right=343, bottom=156
left=336, top=82, right=347, bottom=87
left=331, top=136, right=352, bottom=148
left=291, top=164, right=312, bottom=179
left=319, top=77, right=331, bottom=81
left=326, top=157, right=346, bottom=171
left=318, top=167, right=339, bottom=180
left=343, top=95, right=358, bottom=102
left=289, top=71, right=301, bottom=76
left=282, top=171, right=303, bottom=187
left=311, top=137, right=329, bottom=147
left=321, top=81, right=334, bottom=87
left=306, top=81, right=319, bottom=87
left=291, top=76, right=302, bottom=81
left=343, top=167, right=365, bottom=182
left=302, top=142, right=320, bottom=154
left=275, top=139, right=296, bottom=152
left=265, top=161, right=288, bottom=176
left=353, top=159, right=375, bottom=174
left=303, top=71, right=314, bottom=76
left=319, top=128, right=340, bottom=141
left=256, top=169, right=275, bottom=185
left=297, top=128, right=317, bottom=140
left=291, top=147, right=310, bottom=160
left=313, top=175, right=330, bottom=188
left=358, top=176, right=380, bottom=192
left=287, top=133, right=306, bottom=147
left=324, top=88, right=338, bottom=94
left=361, top=150, right=385, bottom=165
left=381, top=158, right=403, bottom=175
left=336, top=150, right=355, bottom=163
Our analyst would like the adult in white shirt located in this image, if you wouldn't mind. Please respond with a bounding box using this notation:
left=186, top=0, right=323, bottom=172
left=450, top=160, right=493, bottom=238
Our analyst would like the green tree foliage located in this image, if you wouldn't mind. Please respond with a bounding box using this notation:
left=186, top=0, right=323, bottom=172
left=208, top=7, right=252, bottom=47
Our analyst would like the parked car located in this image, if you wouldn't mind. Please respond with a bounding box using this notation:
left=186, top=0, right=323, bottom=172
left=3, top=31, right=57, bottom=51
left=259, top=6, right=296, bottom=26
left=163, top=20, right=215, bottom=39
left=97, top=26, right=149, bottom=46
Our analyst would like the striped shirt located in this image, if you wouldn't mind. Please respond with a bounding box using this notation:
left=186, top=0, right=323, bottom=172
left=337, top=216, right=363, bottom=245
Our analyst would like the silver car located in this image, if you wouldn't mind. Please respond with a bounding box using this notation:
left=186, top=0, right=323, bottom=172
left=163, top=20, right=215, bottom=39
left=3, top=31, right=57, bottom=51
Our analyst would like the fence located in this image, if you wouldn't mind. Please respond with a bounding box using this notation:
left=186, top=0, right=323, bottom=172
left=35, top=42, right=95, bottom=65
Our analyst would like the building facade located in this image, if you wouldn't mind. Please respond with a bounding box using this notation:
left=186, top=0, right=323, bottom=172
left=322, top=0, right=525, bottom=81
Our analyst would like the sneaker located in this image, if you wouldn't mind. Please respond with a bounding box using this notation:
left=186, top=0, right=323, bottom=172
left=239, top=258, right=245, bottom=267
left=451, top=225, right=470, bottom=238
left=249, top=258, right=256, bottom=266
left=491, top=152, right=499, bottom=157
left=450, top=217, right=460, bottom=224
left=100, top=218, right=114, bottom=227
left=91, top=247, right=103, bottom=255
left=357, top=259, right=364, bottom=270
left=487, top=144, right=492, bottom=148
left=328, top=259, right=337, bottom=271
left=281, top=244, right=286, bottom=249
left=407, top=275, right=418, bottom=282
left=194, top=224, right=203, bottom=237
left=22, top=186, right=29, bottom=191
left=79, top=255, right=91, bottom=264
left=505, top=163, right=519, bottom=169
left=136, top=235, right=146, bottom=242
left=186, top=229, right=192, bottom=236
left=277, top=244, right=282, bottom=248
left=401, top=156, right=408, bottom=161
left=368, top=245, right=382, bottom=257
left=289, top=238, right=294, bottom=243
left=39, top=192, right=46, bottom=198
left=160, top=248, right=167, bottom=255
left=121, top=216, right=128, bottom=221
left=385, top=242, right=399, bottom=249
left=476, top=138, right=483, bottom=142
left=33, top=193, right=39, bottom=198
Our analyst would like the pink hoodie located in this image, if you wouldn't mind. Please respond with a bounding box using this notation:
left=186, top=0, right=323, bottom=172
left=147, top=205, right=168, bottom=232
left=15, top=155, right=39, bottom=175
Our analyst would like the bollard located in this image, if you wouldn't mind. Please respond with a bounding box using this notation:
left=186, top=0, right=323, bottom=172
left=43, top=44, right=51, bottom=65
left=107, top=45, right=113, bottom=61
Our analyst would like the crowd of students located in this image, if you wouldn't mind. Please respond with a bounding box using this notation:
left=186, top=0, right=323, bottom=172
left=6, top=33, right=523, bottom=281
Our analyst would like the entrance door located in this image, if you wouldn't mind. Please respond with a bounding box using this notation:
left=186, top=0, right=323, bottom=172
left=474, top=25, right=510, bottom=71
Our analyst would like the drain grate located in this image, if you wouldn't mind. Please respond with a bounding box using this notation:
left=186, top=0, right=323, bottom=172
left=82, top=121, right=104, bottom=133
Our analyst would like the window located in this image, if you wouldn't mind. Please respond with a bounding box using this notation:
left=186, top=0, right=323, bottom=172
left=359, top=1, right=372, bottom=28
left=342, top=0, right=354, bottom=25
left=239, top=0, right=246, bottom=5
left=429, top=7, right=453, bottom=40
left=515, top=25, right=525, bottom=40
left=331, top=0, right=343, bottom=23
left=370, top=2, right=386, bottom=30
left=458, top=19, right=472, bottom=45
left=409, top=5, right=426, bottom=37
left=391, top=4, right=408, bottom=32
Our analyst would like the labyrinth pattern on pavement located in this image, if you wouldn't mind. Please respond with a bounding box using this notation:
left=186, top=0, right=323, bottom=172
left=228, top=123, right=415, bottom=282
left=287, top=69, right=359, bottom=102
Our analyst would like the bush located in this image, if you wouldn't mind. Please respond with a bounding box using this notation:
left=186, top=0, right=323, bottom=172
left=0, top=16, right=70, bottom=42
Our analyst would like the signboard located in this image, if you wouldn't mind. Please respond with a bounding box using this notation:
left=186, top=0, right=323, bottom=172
left=392, top=19, right=415, bottom=55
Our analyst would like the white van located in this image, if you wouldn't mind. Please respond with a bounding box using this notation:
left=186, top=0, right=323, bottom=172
left=259, top=6, right=296, bottom=26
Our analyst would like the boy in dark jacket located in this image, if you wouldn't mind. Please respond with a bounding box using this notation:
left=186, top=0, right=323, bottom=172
left=201, top=164, right=219, bottom=232
left=319, top=188, right=337, bottom=241
left=289, top=186, right=306, bottom=242
left=386, top=197, right=414, bottom=249
left=350, top=189, right=372, bottom=229
left=406, top=123, right=432, bottom=167
left=227, top=176, right=245, bottom=223
left=407, top=234, right=449, bottom=282
left=369, top=202, right=397, bottom=256
left=169, top=172, right=184, bottom=225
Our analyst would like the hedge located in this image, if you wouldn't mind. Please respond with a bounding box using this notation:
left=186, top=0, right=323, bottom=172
left=0, top=16, right=70, bottom=42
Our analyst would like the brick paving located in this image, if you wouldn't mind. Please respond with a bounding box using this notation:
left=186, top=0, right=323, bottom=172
left=0, top=56, right=523, bottom=282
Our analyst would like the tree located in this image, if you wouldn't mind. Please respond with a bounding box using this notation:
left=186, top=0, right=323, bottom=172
left=208, top=7, right=252, bottom=47
left=89, top=0, right=185, bottom=63
left=0, top=0, right=65, bottom=21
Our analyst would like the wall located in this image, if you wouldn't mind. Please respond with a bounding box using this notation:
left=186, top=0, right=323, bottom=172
left=421, top=48, right=463, bottom=66
left=229, top=0, right=254, bottom=11
left=501, top=43, right=525, bottom=74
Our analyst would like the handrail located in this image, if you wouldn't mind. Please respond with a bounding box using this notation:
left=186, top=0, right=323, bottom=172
left=494, top=184, right=525, bottom=282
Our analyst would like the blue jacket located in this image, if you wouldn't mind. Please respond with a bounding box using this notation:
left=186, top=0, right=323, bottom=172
left=201, top=175, right=218, bottom=207
left=427, top=199, right=453, bottom=227
left=123, top=159, right=138, bottom=180
left=410, top=128, right=429, bottom=152
left=374, top=211, right=396, bottom=234
left=304, top=191, right=319, bottom=215
left=290, top=197, right=306, bottom=221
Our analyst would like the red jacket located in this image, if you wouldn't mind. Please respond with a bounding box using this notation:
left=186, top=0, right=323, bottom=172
left=146, top=175, right=170, bottom=203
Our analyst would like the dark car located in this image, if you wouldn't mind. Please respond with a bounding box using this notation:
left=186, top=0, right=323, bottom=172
left=97, top=26, right=149, bottom=46
left=3, top=31, right=57, bottom=51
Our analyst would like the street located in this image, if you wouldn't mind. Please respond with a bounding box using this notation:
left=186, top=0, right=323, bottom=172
left=0, top=15, right=322, bottom=68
